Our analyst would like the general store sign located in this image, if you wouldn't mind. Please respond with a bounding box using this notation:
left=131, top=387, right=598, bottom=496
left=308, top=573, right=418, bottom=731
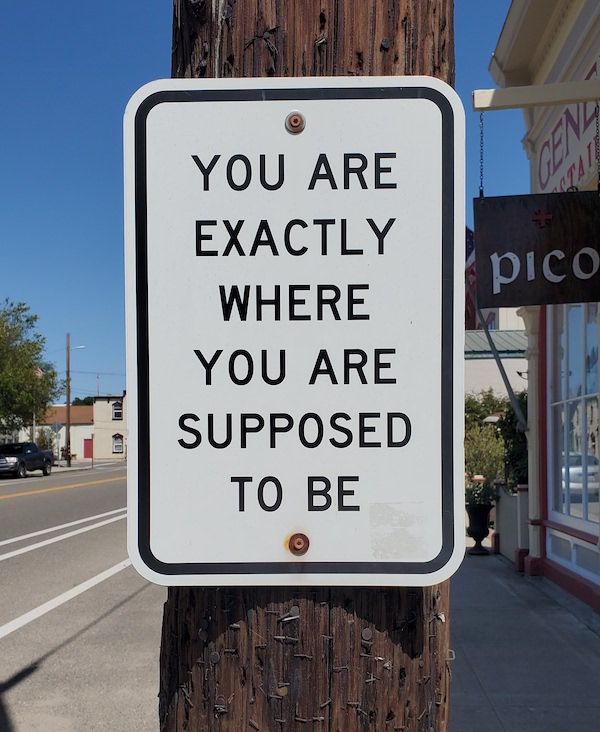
left=535, top=62, right=598, bottom=193
left=124, top=77, right=465, bottom=586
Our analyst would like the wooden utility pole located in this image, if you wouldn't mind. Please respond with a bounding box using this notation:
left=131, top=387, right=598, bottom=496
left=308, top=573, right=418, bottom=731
left=65, top=332, right=71, bottom=467
left=160, top=2, right=454, bottom=730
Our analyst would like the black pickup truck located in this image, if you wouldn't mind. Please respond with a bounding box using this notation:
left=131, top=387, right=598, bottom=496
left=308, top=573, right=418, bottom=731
left=0, top=442, right=53, bottom=478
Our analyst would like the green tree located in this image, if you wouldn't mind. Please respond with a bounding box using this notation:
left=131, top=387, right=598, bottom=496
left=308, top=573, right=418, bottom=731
left=498, top=390, right=528, bottom=489
left=465, top=388, right=509, bottom=431
left=72, top=396, right=93, bottom=406
left=0, top=300, right=62, bottom=433
left=464, top=388, right=529, bottom=501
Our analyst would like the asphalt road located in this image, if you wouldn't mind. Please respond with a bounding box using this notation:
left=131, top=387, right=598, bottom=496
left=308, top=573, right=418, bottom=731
left=0, top=463, right=165, bottom=732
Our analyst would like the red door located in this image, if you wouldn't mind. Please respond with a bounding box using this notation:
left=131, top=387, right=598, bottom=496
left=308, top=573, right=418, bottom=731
left=83, top=439, right=93, bottom=459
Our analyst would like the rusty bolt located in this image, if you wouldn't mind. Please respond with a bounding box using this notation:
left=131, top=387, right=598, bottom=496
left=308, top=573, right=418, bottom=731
left=209, top=652, right=220, bottom=664
left=289, top=533, right=310, bottom=555
left=285, top=111, right=306, bottom=134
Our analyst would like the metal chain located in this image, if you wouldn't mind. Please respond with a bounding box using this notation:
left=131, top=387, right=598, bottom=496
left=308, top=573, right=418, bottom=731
left=479, top=112, right=485, bottom=199
left=596, top=99, right=600, bottom=193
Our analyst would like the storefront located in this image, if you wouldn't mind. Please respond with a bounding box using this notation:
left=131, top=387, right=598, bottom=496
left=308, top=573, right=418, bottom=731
left=490, top=0, right=600, bottom=611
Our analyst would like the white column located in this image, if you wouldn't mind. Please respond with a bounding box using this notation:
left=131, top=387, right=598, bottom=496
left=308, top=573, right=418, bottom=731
left=517, top=305, right=541, bottom=567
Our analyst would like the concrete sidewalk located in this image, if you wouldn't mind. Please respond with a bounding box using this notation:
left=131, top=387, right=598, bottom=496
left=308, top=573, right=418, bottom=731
left=450, top=550, right=600, bottom=731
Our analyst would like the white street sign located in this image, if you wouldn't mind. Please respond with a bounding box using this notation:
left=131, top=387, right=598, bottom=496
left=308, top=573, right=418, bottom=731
left=124, top=76, right=465, bottom=586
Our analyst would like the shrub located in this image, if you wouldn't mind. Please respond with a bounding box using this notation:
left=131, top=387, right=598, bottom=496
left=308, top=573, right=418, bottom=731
left=497, top=391, right=528, bottom=490
left=36, top=427, right=55, bottom=454
left=464, top=422, right=505, bottom=505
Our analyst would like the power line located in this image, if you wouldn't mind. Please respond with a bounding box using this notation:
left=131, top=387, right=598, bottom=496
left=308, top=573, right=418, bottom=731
left=72, top=370, right=125, bottom=376
left=56, top=370, right=125, bottom=377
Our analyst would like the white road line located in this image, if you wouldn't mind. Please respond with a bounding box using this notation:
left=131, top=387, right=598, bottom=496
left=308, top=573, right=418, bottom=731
left=0, top=515, right=126, bottom=562
left=0, top=508, right=127, bottom=548
left=0, top=559, right=132, bottom=641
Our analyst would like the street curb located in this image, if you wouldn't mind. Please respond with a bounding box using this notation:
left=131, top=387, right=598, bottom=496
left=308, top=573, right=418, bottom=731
left=51, top=465, right=94, bottom=474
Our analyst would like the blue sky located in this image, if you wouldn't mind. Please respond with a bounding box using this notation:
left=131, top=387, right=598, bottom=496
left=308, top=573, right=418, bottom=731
left=0, top=0, right=528, bottom=402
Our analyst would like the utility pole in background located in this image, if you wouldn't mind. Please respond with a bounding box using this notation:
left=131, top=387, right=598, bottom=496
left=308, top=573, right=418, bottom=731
left=65, top=332, right=71, bottom=467
left=159, top=1, right=455, bottom=729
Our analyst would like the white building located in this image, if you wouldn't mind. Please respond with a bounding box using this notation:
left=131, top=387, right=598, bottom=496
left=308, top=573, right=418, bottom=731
left=489, top=0, right=600, bottom=612
left=92, top=394, right=127, bottom=461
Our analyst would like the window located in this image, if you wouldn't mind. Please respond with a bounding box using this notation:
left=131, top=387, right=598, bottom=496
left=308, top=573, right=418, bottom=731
left=112, top=401, right=123, bottom=420
left=549, top=303, right=599, bottom=525
left=112, top=434, right=123, bottom=454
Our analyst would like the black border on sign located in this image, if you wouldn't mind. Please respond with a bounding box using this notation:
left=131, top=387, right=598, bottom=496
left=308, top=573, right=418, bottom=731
left=133, top=85, right=456, bottom=578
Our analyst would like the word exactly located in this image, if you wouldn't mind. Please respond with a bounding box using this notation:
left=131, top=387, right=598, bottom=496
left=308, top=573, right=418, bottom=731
left=195, top=218, right=396, bottom=257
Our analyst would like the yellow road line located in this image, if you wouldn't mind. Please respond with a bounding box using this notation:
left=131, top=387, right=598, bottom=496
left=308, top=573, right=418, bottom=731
left=0, top=476, right=124, bottom=501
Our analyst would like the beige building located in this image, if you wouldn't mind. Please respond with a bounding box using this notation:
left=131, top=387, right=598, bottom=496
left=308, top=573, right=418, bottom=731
left=92, top=394, right=127, bottom=461
left=18, top=397, right=128, bottom=463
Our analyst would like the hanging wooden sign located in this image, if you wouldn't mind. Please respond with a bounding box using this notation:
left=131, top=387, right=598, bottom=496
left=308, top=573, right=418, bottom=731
left=474, top=191, right=600, bottom=308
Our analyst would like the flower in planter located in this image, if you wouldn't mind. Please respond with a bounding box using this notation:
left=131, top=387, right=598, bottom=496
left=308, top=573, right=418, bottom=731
left=465, top=473, right=499, bottom=507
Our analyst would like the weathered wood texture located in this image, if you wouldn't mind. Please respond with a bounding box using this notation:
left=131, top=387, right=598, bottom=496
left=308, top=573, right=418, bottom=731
left=160, top=584, right=450, bottom=730
left=172, top=0, right=454, bottom=83
left=161, top=2, right=455, bottom=730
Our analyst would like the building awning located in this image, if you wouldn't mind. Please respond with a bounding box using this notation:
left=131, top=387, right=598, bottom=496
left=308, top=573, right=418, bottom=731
left=465, top=330, right=527, bottom=360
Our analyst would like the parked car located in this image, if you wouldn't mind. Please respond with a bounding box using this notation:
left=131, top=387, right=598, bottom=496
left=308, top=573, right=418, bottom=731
left=0, top=442, right=53, bottom=478
left=562, top=452, right=600, bottom=496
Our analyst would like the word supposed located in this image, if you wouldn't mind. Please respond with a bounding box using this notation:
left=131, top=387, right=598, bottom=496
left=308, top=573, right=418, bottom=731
left=178, top=411, right=412, bottom=449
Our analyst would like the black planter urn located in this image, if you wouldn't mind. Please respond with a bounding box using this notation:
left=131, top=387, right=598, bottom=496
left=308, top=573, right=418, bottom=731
left=466, top=503, right=493, bottom=555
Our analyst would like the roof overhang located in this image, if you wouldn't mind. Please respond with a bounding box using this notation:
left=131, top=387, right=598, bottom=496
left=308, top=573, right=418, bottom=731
left=489, top=0, right=564, bottom=87
left=465, top=330, right=527, bottom=360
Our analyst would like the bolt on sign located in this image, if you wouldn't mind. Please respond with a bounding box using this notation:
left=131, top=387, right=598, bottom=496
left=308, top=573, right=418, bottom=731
left=474, top=191, right=600, bottom=308
left=124, top=77, right=465, bottom=586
